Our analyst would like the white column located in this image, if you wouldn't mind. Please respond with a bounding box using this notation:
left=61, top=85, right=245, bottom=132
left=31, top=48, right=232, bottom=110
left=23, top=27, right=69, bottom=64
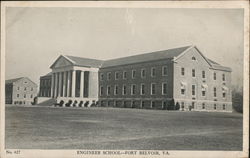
left=71, top=70, right=76, bottom=97
left=51, top=73, right=54, bottom=98
left=80, top=71, right=84, bottom=97
left=54, top=73, right=58, bottom=97
left=67, top=71, right=71, bottom=97
left=58, top=72, right=62, bottom=97
left=63, top=71, right=67, bottom=97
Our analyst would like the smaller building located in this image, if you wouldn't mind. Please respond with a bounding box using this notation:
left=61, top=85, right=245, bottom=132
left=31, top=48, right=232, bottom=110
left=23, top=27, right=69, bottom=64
left=39, top=72, right=52, bottom=97
left=5, top=77, right=38, bottom=105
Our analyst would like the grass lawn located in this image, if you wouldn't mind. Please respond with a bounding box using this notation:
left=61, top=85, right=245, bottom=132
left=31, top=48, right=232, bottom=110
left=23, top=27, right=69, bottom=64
left=5, top=105, right=243, bottom=150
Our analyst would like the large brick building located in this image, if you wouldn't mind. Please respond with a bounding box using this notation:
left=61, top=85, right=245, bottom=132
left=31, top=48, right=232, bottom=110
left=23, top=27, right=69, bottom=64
left=5, top=77, right=38, bottom=105
left=39, top=45, right=232, bottom=112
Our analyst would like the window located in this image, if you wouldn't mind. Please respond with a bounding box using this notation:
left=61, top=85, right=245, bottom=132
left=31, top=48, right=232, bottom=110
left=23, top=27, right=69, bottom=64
left=107, top=72, right=111, bottom=80
left=141, top=69, right=146, bottom=78
left=115, top=72, right=119, bottom=80
left=24, top=87, right=27, bottom=91
left=202, top=103, right=205, bottom=109
left=192, top=69, right=195, bottom=77
left=141, top=84, right=145, bottom=95
left=17, top=87, right=20, bottom=90
left=162, top=66, right=168, bottom=76
left=162, top=83, right=167, bottom=95
left=192, top=56, right=196, bottom=61
left=192, top=102, right=195, bottom=109
left=151, top=67, right=156, bottom=77
left=151, top=83, right=156, bottom=95
left=202, top=90, right=206, bottom=96
left=223, top=92, right=226, bottom=98
left=100, top=73, right=104, bottom=81
left=214, top=87, right=217, bottom=97
left=132, top=70, right=136, bottom=79
left=141, top=101, right=145, bottom=108
left=181, top=68, right=185, bottom=76
left=123, top=71, right=127, bottom=79
left=107, top=86, right=111, bottom=96
left=223, top=104, right=226, bottom=110
left=214, top=104, right=217, bottom=110
left=30, top=94, right=33, bottom=98
left=114, top=85, right=118, bottom=95
left=181, top=89, right=185, bottom=95
left=122, top=85, right=127, bottom=95
left=222, top=74, right=225, bottom=81
left=100, top=86, right=104, bottom=96
left=151, top=101, right=155, bottom=108
left=131, top=84, right=136, bottom=95
left=192, top=85, right=196, bottom=96
left=24, top=94, right=26, bottom=98
left=17, top=94, right=19, bottom=97
left=31, top=87, right=33, bottom=91
left=202, top=71, right=205, bottom=78
left=213, top=72, right=216, bottom=80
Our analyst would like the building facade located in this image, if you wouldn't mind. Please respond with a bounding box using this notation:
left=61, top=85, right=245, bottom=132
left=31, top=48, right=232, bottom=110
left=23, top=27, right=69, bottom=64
left=39, top=72, right=52, bottom=97
left=5, top=77, right=38, bottom=105
left=40, top=45, right=232, bottom=112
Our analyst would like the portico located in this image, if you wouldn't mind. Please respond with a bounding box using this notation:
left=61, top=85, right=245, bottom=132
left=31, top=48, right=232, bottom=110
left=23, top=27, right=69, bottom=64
left=49, top=55, right=102, bottom=107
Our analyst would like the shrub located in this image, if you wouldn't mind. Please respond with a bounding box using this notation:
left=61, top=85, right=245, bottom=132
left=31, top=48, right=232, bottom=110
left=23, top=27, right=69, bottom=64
left=79, top=101, right=83, bottom=107
left=175, top=102, right=180, bottom=110
left=84, top=101, right=89, bottom=107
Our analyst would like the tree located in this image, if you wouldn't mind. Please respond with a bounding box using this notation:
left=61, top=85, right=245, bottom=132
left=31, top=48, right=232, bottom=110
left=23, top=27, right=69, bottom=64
left=167, top=99, right=175, bottom=110
left=232, top=89, right=243, bottom=113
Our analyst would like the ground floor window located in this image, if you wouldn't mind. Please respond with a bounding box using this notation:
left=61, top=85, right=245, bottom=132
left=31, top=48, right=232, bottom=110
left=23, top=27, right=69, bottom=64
left=214, top=104, right=217, bottom=110
left=192, top=102, right=195, bottom=109
left=223, top=104, right=226, bottom=110
left=151, top=101, right=155, bottom=108
left=141, top=101, right=145, bottom=108
left=202, top=103, right=205, bottom=109
left=181, top=102, right=184, bottom=110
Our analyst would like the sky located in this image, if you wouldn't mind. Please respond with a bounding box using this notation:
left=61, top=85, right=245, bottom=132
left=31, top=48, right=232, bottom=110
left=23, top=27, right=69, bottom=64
left=5, top=7, right=244, bottom=87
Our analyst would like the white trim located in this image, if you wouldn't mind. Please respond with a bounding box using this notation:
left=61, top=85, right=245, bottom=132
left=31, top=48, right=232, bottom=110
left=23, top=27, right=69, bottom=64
left=162, top=66, right=168, bottom=76
left=151, top=67, right=156, bottom=77
left=151, top=83, right=156, bottom=95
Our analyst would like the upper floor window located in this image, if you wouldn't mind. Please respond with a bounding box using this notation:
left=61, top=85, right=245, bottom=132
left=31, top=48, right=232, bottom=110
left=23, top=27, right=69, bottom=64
left=213, top=72, right=217, bottom=80
left=141, top=69, right=146, bottom=78
left=141, top=84, right=145, bottom=95
left=107, top=86, right=111, bottom=96
left=214, top=87, right=217, bottom=97
left=192, top=69, right=196, bottom=77
left=181, top=88, right=185, bottom=95
left=100, top=73, right=104, bottom=81
left=107, top=72, right=111, bottom=80
left=192, top=85, right=195, bottom=96
left=214, top=104, right=217, bottom=110
left=24, top=94, right=26, bottom=98
left=151, top=67, right=156, bottom=77
left=123, top=71, right=127, bottom=79
left=24, top=87, right=27, bottom=91
left=100, top=86, right=104, bottom=96
left=223, top=104, right=226, bottom=110
left=17, top=94, right=19, bottom=97
left=202, top=90, right=206, bottom=97
left=131, top=84, right=136, bottom=95
left=122, top=85, right=127, bottom=95
left=114, top=85, right=118, bottom=95
left=30, top=94, right=33, bottom=98
left=222, top=74, right=225, bottom=81
left=17, top=87, right=20, bottom=90
left=151, top=83, right=156, bottom=95
left=181, top=68, right=185, bottom=76
left=31, top=87, right=33, bottom=91
left=162, top=66, right=168, bottom=76
left=202, top=71, right=206, bottom=78
left=132, top=70, right=136, bottom=79
left=162, top=83, right=167, bottom=95
left=192, top=56, right=196, bottom=61
left=115, top=72, right=119, bottom=80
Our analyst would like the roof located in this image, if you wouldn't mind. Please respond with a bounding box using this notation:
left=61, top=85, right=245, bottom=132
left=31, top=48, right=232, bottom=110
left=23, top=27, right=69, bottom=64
left=5, top=77, right=24, bottom=84
left=65, top=55, right=103, bottom=68
left=40, top=72, right=53, bottom=78
left=206, top=58, right=232, bottom=72
left=53, top=45, right=231, bottom=72
left=102, top=46, right=191, bottom=68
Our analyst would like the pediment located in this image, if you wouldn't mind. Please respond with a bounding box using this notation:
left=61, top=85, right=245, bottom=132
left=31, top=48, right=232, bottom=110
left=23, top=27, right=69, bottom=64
left=50, top=56, right=73, bottom=69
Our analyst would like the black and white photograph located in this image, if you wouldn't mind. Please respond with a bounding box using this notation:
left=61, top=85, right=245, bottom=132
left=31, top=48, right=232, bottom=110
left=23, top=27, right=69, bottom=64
left=0, top=1, right=249, bottom=158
